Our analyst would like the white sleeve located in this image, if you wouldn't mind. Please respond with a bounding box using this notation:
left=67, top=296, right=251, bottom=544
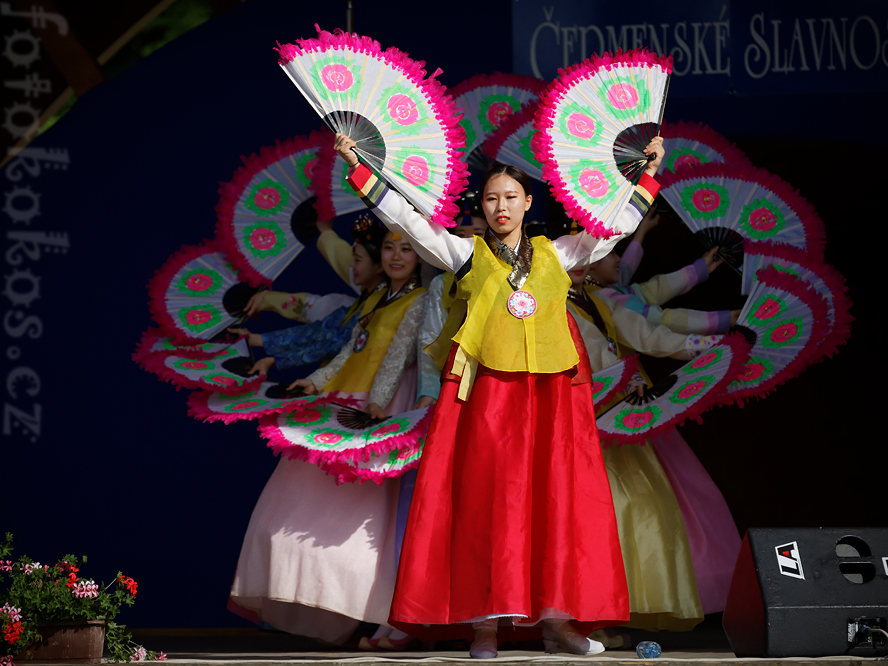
left=552, top=203, right=644, bottom=271
left=368, top=293, right=426, bottom=409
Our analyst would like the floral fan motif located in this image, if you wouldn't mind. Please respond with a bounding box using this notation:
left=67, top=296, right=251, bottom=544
left=595, top=333, right=749, bottom=443
left=187, top=383, right=330, bottom=424
left=215, top=132, right=334, bottom=286
left=134, top=337, right=264, bottom=395
left=742, top=241, right=852, bottom=364
left=133, top=328, right=242, bottom=363
left=723, top=265, right=830, bottom=404
left=532, top=49, right=673, bottom=238
left=321, top=438, right=424, bottom=485
left=258, top=403, right=433, bottom=481
left=659, top=120, right=751, bottom=175
left=276, top=25, right=468, bottom=227
left=590, top=355, right=639, bottom=409
left=481, top=100, right=544, bottom=181
left=659, top=163, right=826, bottom=260
left=147, top=240, right=260, bottom=344
left=449, top=73, right=547, bottom=172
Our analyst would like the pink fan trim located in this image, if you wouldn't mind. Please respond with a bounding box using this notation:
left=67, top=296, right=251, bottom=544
left=660, top=120, right=751, bottom=173
left=447, top=72, right=548, bottom=103
left=275, top=26, right=468, bottom=228
left=658, top=162, right=827, bottom=259
left=593, top=353, right=640, bottom=409
left=532, top=48, right=673, bottom=238
left=146, top=239, right=236, bottom=345
left=135, top=346, right=264, bottom=396
left=186, top=390, right=331, bottom=424
left=481, top=99, right=539, bottom=163
left=718, top=265, right=831, bottom=407
left=604, top=331, right=751, bottom=445
left=743, top=240, right=853, bottom=363
left=132, top=328, right=237, bottom=369
left=215, top=131, right=333, bottom=286
left=321, top=447, right=422, bottom=485
left=258, top=405, right=433, bottom=472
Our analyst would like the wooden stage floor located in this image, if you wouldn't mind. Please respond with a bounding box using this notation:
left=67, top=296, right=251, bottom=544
left=126, top=616, right=888, bottom=666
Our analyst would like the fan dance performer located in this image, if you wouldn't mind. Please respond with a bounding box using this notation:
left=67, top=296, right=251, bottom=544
left=229, top=216, right=386, bottom=376
left=581, top=228, right=743, bottom=624
left=228, top=218, right=427, bottom=646
left=334, top=132, right=664, bottom=658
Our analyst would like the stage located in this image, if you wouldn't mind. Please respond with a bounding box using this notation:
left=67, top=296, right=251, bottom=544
left=128, top=618, right=888, bottom=665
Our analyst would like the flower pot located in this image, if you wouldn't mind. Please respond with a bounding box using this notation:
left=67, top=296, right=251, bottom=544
left=18, top=620, right=105, bottom=664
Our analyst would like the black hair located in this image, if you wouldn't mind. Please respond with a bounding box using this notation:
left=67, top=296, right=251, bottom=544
left=351, top=213, right=385, bottom=264
left=479, top=162, right=533, bottom=199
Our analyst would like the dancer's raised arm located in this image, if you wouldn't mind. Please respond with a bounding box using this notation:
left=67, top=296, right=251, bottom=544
left=334, top=133, right=473, bottom=274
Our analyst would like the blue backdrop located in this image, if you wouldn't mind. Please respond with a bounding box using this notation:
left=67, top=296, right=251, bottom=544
left=1, top=0, right=884, bottom=629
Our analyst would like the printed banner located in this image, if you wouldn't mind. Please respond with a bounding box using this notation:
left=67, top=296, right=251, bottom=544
left=513, top=0, right=888, bottom=96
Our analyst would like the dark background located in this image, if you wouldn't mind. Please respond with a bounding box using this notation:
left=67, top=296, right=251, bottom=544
left=1, top=0, right=885, bottom=629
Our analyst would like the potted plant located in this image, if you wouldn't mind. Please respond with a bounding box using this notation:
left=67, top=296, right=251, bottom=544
left=0, top=534, right=165, bottom=664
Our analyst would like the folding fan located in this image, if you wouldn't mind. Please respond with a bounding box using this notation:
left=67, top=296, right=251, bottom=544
left=259, top=403, right=433, bottom=476
left=187, top=382, right=331, bottom=424
left=595, top=333, right=749, bottom=443
left=135, top=336, right=264, bottom=395
left=313, top=144, right=367, bottom=218
left=276, top=25, right=468, bottom=227
left=481, top=100, right=544, bottom=181
left=132, top=328, right=242, bottom=364
left=449, top=73, right=547, bottom=172
left=659, top=163, right=826, bottom=263
left=742, top=240, right=852, bottom=363
left=590, top=354, right=639, bottom=410
left=147, top=240, right=261, bottom=344
left=532, top=49, right=673, bottom=238
left=215, top=132, right=335, bottom=286
left=321, top=438, right=425, bottom=485
left=659, top=120, right=751, bottom=175
left=722, top=265, right=830, bottom=404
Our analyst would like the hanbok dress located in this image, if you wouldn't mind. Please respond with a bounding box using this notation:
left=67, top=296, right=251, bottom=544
left=228, top=279, right=427, bottom=645
left=595, top=242, right=742, bottom=616
left=346, top=163, right=659, bottom=638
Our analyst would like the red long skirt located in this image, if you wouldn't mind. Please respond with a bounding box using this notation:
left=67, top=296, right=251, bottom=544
left=389, top=350, right=628, bottom=639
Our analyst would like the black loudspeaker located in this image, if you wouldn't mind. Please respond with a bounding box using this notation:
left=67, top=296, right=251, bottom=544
left=723, top=527, right=888, bottom=657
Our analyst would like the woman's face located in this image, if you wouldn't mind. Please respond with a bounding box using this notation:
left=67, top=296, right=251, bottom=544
left=481, top=174, right=531, bottom=238
left=381, top=232, right=420, bottom=283
left=587, top=251, right=621, bottom=286
left=569, top=266, right=590, bottom=286
left=351, top=243, right=384, bottom=287
left=453, top=215, right=487, bottom=239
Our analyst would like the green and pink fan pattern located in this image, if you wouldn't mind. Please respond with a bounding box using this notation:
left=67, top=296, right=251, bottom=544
left=741, top=241, right=852, bottom=363
left=276, top=26, right=468, bottom=227
left=724, top=265, right=830, bottom=404
left=188, top=383, right=332, bottom=424
left=590, top=355, right=639, bottom=408
left=134, top=337, right=264, bottom=395
left=659, top=163, right=826, bottom=258
left=532, top=49, right=673, bottom=238
left=216, top=132, right=335, bottom=286
left=321, top=437, right=425, bottom=485
left=259, top=403, right=433, bottom=481
left=132, top=328, right=242, bottom=363
left=449, top=73, right=546, bottom=171
left=482, top=100, right=543, bottom=181
left=659, top=120, right=751, bottom=175
left=147, top=241, right=258, bottom=344
left=596, top=334, right=749, bottom=443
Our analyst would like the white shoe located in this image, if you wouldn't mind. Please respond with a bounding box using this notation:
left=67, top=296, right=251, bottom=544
left=470, top=621, right=498, bottom=659
left=542, top=621, right=605, bottom=656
